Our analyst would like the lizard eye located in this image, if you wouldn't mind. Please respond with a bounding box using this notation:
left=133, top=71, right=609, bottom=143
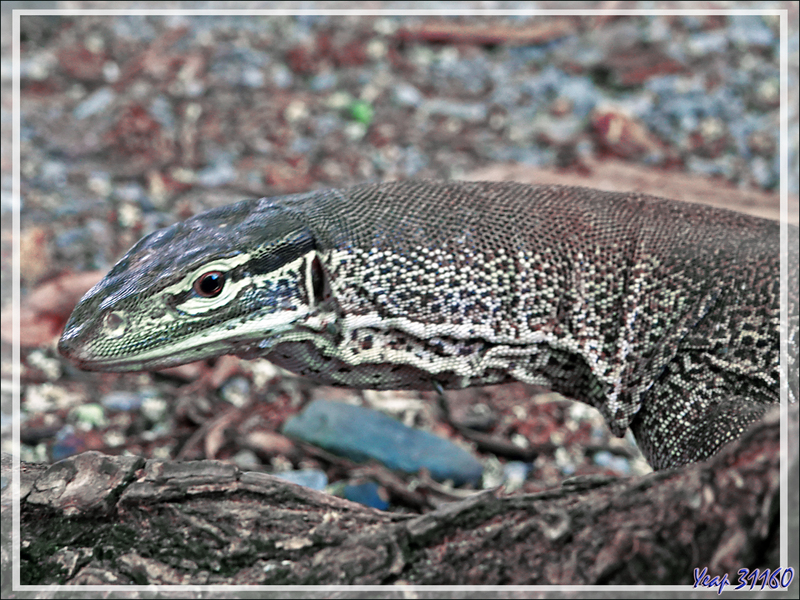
left=193, top=271, right=226, bottom=298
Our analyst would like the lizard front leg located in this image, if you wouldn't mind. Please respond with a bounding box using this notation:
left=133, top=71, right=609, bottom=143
left=630, top=352, right=775, bottom=470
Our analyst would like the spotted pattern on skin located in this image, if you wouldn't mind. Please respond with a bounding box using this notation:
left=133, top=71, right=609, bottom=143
left=59, top=181, right=798, bottom=469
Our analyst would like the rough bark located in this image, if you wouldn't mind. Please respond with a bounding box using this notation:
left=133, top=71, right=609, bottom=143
left=1, top=408, right=790, bottom=586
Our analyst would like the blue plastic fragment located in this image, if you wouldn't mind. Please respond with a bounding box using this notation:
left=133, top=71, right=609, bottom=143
left=282, top=400, right=484, bottom=487
left=343, top=481, right=390, bottom=510
left=272, top=469, right=328, bottom=491
left=51, top=425, right=86, bottom=462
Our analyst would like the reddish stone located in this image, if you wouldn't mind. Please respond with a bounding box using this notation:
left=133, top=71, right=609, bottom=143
left=368, top=122, right=397, bottom=148
left=113, top=26, right=189, bottom=90
left=688, top=129, right=729, bottom=159
left=250, top=395, right=302, bottom=431
left=22, top=80, right=63, bottom=97
left=702, top=14, right=728, bottom=30
left=264, top=158, right=313, bottom=193
left=286, top=45, right=318, bottom=75
left=244, top=431, right=297, bottom=458
left=396, top=19, right=576, bottom=47
left=198, top=109, right=226, bottom=145
left=386, top=44, right=414, bottom=73
left=591, top=108, right=665, bottom=161
left=334, top=40, right=368, bottom=67
left=3, top=270, right=104, bottom=347
left=107, top=104, right=176, bottom=167
left=604, top=46, right=686, bottom=87
left=111, top=105, right=160, bottom=154
left=158, top=171, right=194, bottom=195
left=58, top=45, right=107, bottom=82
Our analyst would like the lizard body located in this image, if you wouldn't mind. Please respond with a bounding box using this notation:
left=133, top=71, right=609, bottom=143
left=58, top=181, right=798, bottom=469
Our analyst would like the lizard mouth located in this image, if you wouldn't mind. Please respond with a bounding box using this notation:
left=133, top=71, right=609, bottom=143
left=57, top=327, right=206, bottom=372
left=58, top=327, right=281, bottom=372
left=56, top=343, right=185, bottom=372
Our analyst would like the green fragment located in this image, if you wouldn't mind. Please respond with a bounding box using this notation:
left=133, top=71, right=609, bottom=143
left=349, top=100, right=373, bottom=125
left=72, top=403, right=107, bottom=429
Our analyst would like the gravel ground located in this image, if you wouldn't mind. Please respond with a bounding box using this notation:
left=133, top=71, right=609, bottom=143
left=2, top=3, right=797, bottom=512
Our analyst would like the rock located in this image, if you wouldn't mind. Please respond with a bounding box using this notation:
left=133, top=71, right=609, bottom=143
left=421, top=98, right=487, bottom=123
left=73, top=87, right=115, bottom=120
left=197, top=159, right=236, bottom=187
left=393, top=83, right=423, bottom=107
left=593, top=450, right=631, bottom=476
left=101, top=391, right=145, bottom=412
left=503, top=461, right=533, bottom=492
left=272, top=468, right=328, bottom=491
left=728, top=15, right=775, bottom=49
left=220, top=377, right=251, bottom=407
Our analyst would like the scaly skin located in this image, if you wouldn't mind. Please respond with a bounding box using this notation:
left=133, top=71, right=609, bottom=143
left=58, top=181, right=798, bottom=469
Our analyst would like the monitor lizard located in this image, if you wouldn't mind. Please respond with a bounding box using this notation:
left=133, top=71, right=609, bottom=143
left=58, top=181, right=798, bottom=470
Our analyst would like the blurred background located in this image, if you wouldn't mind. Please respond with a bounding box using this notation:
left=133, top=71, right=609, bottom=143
left=2, top=2, right=797, bottom=513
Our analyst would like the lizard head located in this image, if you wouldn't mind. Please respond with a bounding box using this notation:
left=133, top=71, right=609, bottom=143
left=58, top=197, right=330, bottom=371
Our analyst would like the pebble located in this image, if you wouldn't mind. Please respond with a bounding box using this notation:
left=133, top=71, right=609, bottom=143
left=310, top=71, right=337, bottom=91
left=25, top=350, right=62, bottom=381
left=0, top=411, right=10, bottom=433
left=20, top=52, right=55, bottom=80
left=140, top=396, right=168, bottom=424
left=242, top=67, right=265, bottom=88
left=113, top=181, right=146, bottom=203
left=73, top=87, right=115, bottom=120
left=686, top=31, right=729, bottom=56
left=70, top=403, right=107, bottom=430
left=750, top=156, right=776, bottom=189
left=503, top=461, right=533, bottom=493
left=149, top=95, right=175, bottom=129
left=532, top=114, right=583, bottom=146
left=686, top=155, right=737, bottom=180
left=272, top=64, right=293, bottom=88
left=728, top=15, right=775, bottom=49
left=39, top=161, right=68, bottom=187
left=398, top=146, right=429, bottom=176
left=555, top=76, right=601, bottom=119
left=231, top=449, right=261, bottom=470
left=554, top=447, right=576, bottom=476
left=593, top=450, right=631, bottom=476
left=282, top=400, right=484, bottom=486
left=422, top=98, right=487, bottom=123
left=25, top=384, right=82, bottom=413
left=197, top=159, right=236, bottom=187
left=349, top=100, right=374, bottom=126
left=101, top=391, right=145, bottom=412
left=220, top=377, right=251, bottom=407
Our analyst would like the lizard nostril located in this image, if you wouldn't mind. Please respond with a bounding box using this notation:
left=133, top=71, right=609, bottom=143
left=57, top=320, right=84, bottom=358
left=104, top=311, right=128, bottom=338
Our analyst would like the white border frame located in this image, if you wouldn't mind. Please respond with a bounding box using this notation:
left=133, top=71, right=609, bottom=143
left=8, top=5, right=794, bottom=594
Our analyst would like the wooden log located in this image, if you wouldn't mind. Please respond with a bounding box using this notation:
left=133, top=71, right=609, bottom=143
left=2, top=408, right=792, bottom=586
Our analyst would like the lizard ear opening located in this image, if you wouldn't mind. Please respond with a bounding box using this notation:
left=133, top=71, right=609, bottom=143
left=310, top=255, right=331, bottom=306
